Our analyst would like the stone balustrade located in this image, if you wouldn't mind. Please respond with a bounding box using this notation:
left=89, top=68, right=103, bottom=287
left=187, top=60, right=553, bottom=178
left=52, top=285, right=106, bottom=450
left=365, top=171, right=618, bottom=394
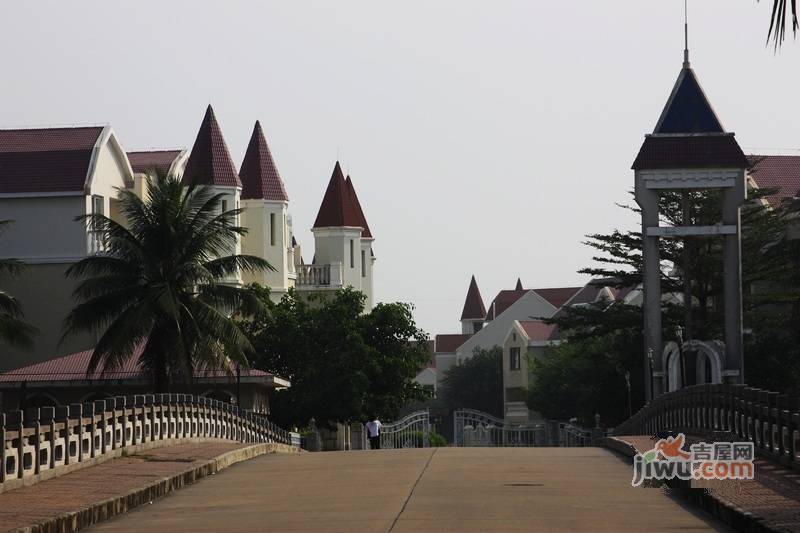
left=613, top=383, right=800, bottom=470
left=295, top=263, right=343, bottom=287
left=0, top=393, right=299, bottom=491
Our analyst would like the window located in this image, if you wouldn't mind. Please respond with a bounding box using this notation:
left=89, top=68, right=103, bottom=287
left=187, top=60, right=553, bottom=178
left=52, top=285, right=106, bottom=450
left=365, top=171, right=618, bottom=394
left=270, top=213, right=276, bottom=246
left=361, top=250, right=366, bottom=277
left=350, top=239, right=354, bottom=268
left=473, top=322, right=483, bottom=333
left=509, top=347, right=521, bottom=371
left=222, top=200, right=228, bottom=213
left=92, top=195, right=104, bottom=215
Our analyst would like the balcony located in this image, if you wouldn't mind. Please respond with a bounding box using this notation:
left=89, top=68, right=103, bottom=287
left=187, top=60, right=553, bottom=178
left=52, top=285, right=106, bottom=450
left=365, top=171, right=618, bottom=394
left=296, top=263, right=343, bottom=288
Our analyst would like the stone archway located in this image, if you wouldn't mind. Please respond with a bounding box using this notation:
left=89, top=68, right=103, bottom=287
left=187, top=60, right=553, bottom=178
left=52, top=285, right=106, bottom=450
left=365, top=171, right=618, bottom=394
left=663, top=339, right=724, bottom=391
left=687, top=340, right=724, bottom=385
left=663, top=342, right=682, bottom=392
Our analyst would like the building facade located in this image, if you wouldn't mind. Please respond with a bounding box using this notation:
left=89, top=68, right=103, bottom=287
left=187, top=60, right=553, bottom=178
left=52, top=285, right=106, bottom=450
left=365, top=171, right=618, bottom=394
left=0, top=106, right=377, bottom=384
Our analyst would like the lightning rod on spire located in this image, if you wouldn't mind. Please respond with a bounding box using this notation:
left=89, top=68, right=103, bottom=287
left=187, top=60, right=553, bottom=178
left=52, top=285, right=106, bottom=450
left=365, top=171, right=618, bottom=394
left=683, top=0, right=691, bottom=68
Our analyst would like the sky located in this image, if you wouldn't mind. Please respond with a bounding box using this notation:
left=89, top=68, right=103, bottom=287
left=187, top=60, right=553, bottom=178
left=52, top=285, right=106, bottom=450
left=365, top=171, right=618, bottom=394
left=2, top=1, right=800, bottom=337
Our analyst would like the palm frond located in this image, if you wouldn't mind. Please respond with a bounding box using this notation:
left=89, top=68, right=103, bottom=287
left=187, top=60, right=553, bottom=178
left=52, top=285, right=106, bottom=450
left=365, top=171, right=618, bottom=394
left=764, top=0, right=799, bottom=47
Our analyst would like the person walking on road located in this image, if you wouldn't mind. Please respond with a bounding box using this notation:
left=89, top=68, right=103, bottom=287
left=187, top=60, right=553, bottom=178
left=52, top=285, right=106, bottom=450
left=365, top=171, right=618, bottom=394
left=366, top=417, right=382, bottom=450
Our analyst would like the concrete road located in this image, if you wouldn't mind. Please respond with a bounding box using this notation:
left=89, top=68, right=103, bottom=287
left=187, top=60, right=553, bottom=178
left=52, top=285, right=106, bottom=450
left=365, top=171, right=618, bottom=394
left=91, top=447, right=726, bottom=532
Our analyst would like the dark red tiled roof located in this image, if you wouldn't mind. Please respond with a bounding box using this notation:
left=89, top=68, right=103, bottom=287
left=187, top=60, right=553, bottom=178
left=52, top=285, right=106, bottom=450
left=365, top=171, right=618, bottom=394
left=346, top=175, right=372, bottom=238
left=533, top=287, right=582, bottom=309
left=632, top=134, right=748, bottom=170
left=460, top=275, right=486, bottom=320
left=748, top=155, right=800, bottom=206
left=0, top=126, right=104, bottom=194
left=0, top=346, right=273, bottom=383
left=313, top=161, right=363, bottom=229
left=485, top=289, right=528, bottom=321
left=434, top=334, right=472, bottom=354
left=518, top=320, right=560, bottom=342
left=127, top=150, right=182, bottom=175
left=182, top=105, right=241, bottom=188
left=240, top=121, right=288, bottom=201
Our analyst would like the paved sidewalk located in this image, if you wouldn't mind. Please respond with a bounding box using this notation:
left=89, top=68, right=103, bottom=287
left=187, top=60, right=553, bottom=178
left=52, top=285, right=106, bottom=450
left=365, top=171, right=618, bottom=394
left=90, top=447, right=725, bottom=532
left=612, top=435, right=800, bottom=532
left=0, top=442, right=249, bottom=532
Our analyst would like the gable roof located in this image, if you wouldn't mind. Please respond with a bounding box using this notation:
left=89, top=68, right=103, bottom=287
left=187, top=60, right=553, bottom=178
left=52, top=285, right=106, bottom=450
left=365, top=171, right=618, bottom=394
left=532, top=287, right=582, bottom=309
left=0, top=126, right=105, bottom=194
left=239, top=121, right=288, bottom=201
left=654, top=68, right=724, bottom=134
left=485, top=289, right=528, bottom=321
left=460, top=275, right=486, bottom=320
left=313, top=161, right=363, bottom=229
left=346, top=175, right=372, bottom=238
left=434, top=333, right=472, bottom=354
left=0, top=346, right=277, bottom=384
left=518, top=320, right=560, bottom=342
left=748, top=155, right=800, bottom=206
left=127, top=149, right=183, bottom=175
left=182, top=105, right=241, bottom=188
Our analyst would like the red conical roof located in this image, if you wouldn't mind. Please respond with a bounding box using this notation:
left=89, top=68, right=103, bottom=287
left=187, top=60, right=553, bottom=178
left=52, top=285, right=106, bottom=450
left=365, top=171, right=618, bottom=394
left=515, top=278, right=523, bottom=291
left=312, top=161, right=363, bottom=229
left=345, top=175, right=372, bottom=238
left=182, top=105, right=241, bottom=188
left=240, top=121, right=288, bottom=201
left=461, top=275, right=486, bottom=320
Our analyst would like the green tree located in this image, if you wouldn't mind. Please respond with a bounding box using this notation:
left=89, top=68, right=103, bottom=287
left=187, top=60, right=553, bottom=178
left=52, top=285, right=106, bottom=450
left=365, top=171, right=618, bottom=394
left=530, top=185, right=798, bottom=420
left=441, top=346, right=503, bottom=418
left=0, top=220, right=37, bottom=348
left=62, top=174, right=271, bottom=391
left=242, top=287, right=429, bottom=428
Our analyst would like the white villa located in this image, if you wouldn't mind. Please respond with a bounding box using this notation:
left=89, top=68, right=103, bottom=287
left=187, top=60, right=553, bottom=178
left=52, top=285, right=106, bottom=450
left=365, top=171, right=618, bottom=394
left=0, top=105, right=377, bottom=376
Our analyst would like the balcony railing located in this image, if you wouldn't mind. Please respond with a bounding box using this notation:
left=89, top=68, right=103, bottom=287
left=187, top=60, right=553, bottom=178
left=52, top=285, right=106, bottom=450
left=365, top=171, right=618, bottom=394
left=296, top=263, right=343, bottom=287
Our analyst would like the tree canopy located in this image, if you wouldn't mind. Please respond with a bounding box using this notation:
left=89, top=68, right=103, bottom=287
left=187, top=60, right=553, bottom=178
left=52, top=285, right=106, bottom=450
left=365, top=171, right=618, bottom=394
left=63, top=174, right=271, bottom=391
left=441, top=346, right=504, bottom=418
left=0, top=220, right=37, bottom=348
left=241, top=286, right=430, bottom=429
left=528, top=185, right=800, bottom=425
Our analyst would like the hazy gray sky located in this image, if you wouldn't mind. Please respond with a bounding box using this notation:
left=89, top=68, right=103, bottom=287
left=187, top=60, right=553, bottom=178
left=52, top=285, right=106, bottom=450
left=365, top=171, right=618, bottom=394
left=1, top=1, right=798, bottom=336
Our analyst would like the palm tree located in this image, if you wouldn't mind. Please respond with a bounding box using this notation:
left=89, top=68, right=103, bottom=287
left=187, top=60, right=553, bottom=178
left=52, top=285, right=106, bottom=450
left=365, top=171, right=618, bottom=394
left=0, top=220, right=37, bottom=348
left=764, top=0, right=798, bottom=47
left=62, top=173, right=273, bottom=392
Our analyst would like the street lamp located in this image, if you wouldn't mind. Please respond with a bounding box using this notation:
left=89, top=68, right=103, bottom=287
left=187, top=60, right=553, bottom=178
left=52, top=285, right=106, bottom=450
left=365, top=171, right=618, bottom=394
left=624, top=371, right=632, bottom=417
left=675, top=325, right=686, bottom=389
left=647, top=348, right=655, bottom=402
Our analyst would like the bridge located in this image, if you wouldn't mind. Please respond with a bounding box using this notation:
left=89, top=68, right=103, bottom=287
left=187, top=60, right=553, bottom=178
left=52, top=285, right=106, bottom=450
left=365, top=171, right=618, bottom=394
left=2, top=386, right=799, bottom=531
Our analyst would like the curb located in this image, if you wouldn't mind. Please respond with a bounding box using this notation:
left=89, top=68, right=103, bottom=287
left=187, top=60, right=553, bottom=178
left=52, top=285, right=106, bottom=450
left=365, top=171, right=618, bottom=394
left=599, top=437, right=775, bottom=533
left=12, top=442, right=300, bottom=533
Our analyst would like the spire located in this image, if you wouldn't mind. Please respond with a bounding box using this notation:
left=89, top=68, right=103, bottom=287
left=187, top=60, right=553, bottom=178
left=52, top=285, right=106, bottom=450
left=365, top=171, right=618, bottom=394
left=460, top=275, right=486, bottom=321
left=240, top=121, right=289, bottom=201
left=652, top=65, right=724, bottom=135
left=312, top=161, right=362, bottom=229
left=182, top=105, right=241, bottom=187
left=515, top=278, right=523, bottom=291
left=683, top=0, right=690, bottom=69
left=346, top=175, right=373, bottom=238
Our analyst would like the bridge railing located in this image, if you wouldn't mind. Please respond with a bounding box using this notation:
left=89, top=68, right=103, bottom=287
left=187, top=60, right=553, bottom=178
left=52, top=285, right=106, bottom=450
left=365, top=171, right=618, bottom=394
left=0, top=393, right=300, bottom=491
left=613, top=383, right=800, bottom=469
left=558, top=422, right=610, bottom=447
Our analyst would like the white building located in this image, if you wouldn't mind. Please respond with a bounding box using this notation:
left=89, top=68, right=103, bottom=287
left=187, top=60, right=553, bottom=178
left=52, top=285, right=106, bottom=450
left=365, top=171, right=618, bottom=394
left=0, top=105, right=377, bottom=372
